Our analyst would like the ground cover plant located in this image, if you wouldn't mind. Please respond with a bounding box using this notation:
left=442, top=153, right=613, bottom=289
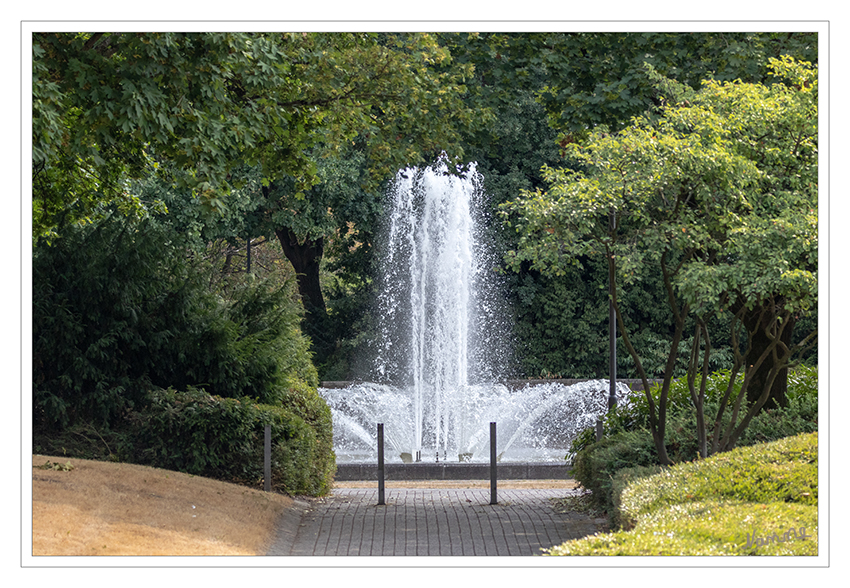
left=546, top=432, right=818, bottom=556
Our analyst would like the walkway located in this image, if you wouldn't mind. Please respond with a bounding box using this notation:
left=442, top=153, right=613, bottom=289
left=267, top=485, right=605, bottom=557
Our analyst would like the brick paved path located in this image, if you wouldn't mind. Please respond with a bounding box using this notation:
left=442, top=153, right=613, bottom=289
left=268, top=487, right=603, bottom=557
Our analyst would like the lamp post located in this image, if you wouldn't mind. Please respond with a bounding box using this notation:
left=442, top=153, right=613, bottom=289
left=608, top=209, right=618, bottom=411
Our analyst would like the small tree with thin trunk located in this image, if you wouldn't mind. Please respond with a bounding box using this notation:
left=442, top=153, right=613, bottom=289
left=502, top=56, right=817, bottom=463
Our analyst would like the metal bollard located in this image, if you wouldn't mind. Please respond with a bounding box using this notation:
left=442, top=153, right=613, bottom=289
left=490, top=422, right=497, bottom=505
left=264, top=424, right=271, bottom=492
left=377, top=423, right=385, bottom=506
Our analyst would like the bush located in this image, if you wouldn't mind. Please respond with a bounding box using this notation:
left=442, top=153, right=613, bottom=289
left=609, top=464, right=665, bottom=529
left=33, top=215, right=182, bottom=429
left=569, top=367, right=818, bottom=517
left=127, top=388, right=335, bottom=496
left=33, top=213, right=318, bottom=430
left=547, top=433, right=818, bottom=556
left=738, top=365, right=818, bottom=446
left=571, top=429, right=660, bottom=515
left=619, top=433, right=817, bottom=523
left=33, top=212, right=333, bottom=496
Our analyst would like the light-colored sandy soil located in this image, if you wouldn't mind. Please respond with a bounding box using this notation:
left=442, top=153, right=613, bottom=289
left=31, top=454, right=292, bottom=556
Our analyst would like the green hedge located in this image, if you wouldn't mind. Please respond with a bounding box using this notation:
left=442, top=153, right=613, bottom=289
left=547, top=433, right=818, bottom=555
left=571, top=429, right=661, bottom=519
left=127, top=387, right=335, bottom=496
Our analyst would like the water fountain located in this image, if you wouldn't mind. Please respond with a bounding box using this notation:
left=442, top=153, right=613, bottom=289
left=319, top=155, right=631, bottom=467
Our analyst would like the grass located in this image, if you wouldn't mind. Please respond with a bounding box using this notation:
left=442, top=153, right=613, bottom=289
left=31, top=454, right=294, bottom=556
left=544, top=432, right=818, bottom=556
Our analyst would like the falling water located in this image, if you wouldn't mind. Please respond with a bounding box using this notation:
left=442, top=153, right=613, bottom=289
left=320, top=156, right=627, bottom=463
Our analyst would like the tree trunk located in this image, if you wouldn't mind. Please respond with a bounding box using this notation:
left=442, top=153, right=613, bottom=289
left=275, top=228, right=333, bottom=362
left=742, top=302, right=795, bottom=411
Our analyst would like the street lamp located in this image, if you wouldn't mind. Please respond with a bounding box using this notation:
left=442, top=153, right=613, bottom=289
left=608, top=209, right=617, bottom=411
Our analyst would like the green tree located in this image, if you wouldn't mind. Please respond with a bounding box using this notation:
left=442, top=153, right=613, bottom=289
left=502, top=57, right=817, bottom=463
left=32, top=32, right=483, bottom=233
left=33, top=32, right=489, bottom=368
left=435, top=32, right=817, bottom=380
left=527, top=32, right=818, bottom=140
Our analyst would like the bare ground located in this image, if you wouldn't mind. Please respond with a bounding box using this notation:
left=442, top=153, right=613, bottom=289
left=31, top=454, right=293, bottom=556
left=31, top=454, right=579, bottom=556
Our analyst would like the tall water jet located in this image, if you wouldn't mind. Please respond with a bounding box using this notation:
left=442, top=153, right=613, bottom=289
left=320, top=156, right=627, bottom=464
left=372, top=156, right=505, bottom=460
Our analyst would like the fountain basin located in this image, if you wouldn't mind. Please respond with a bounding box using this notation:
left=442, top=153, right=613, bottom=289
left=319, top=379, right=655, bottom=467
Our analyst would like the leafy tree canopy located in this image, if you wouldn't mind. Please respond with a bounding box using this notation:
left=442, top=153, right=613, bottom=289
left=32, top=32, right=485, bottom=241
left=504, top=55, right=817, bottom=315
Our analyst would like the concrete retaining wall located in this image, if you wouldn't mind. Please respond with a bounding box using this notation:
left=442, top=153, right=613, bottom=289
left=335, top=462, right=573, bottom=481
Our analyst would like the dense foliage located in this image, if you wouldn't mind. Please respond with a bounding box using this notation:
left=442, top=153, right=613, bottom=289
left=503, top=57, right=817, bottom=462
left=32, top=212, right=316, bottom=429
left=547, top=432, right=818, bottom=555
left=31, top=207, right=334, bottom=494
left=569, top=366, right=817, bottom=516
left=32, top=32, right=483, bottom=238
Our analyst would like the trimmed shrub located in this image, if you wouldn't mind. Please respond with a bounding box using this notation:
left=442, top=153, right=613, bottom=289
left=618, top=432, right=817, bottom=526
left=609, top=464, right=665, bottom=530
left=127, top=388, right=334, bottom=496
left=547, top=433, right=818, bottom=556
left=277, top=382, right=335, bottom=489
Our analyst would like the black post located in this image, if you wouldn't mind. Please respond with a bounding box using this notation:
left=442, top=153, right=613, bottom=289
left=490, top=422, right=497, bottom=505
left=377, top=423, right=385, bottom=506
left=264, top=424, right=271, bottom=492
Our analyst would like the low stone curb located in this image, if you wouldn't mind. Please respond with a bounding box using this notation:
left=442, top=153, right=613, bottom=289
left=335, top=462, right=573, bottom=481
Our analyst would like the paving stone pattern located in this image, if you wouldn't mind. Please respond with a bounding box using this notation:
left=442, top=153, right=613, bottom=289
left=270, top=487, right=603, bottom=557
